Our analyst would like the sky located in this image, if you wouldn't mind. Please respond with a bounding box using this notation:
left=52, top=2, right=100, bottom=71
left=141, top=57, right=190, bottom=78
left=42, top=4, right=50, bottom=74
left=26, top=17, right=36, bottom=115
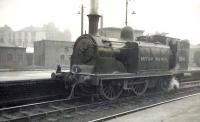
left=0, top=0, right=200, bottom=44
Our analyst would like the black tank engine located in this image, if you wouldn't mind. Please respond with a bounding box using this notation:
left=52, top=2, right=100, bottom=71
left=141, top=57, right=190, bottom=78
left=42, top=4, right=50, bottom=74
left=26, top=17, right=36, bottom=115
left=52, top=3, right=190, bottom=100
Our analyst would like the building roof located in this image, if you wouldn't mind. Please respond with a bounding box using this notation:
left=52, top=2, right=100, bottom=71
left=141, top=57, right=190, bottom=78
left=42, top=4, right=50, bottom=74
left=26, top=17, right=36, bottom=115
left=99, top=27, right=144, bottom=32
left=0, top=25, right=13, bottom=32
left=34, top=40, right=74, bottom=47
left=36, top=39, right=73, bottom=43
left=0, top=42, right=26, bottom=49
left=19, top=26, right=43, bottom=32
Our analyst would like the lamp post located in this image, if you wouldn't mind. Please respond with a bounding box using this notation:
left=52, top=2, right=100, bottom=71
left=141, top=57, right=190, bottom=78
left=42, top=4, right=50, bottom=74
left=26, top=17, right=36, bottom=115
left=78, top=4, right=84, bottom=35
left=125, top=0, right=136, bottom=26
left=81, top=4, right=84, bottom=35
left=125, top=0, right=128, bottom=26
left=132, top=10, right=136, bottom=15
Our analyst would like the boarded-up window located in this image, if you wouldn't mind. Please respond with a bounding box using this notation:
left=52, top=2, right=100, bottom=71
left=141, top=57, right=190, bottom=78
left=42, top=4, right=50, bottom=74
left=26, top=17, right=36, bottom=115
left=7, top=53, right=13, bottom=62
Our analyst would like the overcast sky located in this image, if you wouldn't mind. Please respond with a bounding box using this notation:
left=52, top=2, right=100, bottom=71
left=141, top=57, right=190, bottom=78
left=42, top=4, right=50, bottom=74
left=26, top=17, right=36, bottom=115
left=0, top=0, right=200, bottom=44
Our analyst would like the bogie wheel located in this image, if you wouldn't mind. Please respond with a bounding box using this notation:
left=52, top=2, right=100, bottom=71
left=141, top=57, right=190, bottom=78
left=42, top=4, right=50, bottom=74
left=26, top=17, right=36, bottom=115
left=132, top=79, right=148, bottom=96
left=100, top=80, right=124, bottom=100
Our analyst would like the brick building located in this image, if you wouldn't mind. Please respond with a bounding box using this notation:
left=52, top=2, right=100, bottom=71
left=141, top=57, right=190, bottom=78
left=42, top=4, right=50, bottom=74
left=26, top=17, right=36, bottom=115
left=0, top=43, right=26, bottom=68
left=0, top=25, right=14, bottom=45
left=34, top=40, right=73, bottom=69
left=0, top=23, right=71, bottom=48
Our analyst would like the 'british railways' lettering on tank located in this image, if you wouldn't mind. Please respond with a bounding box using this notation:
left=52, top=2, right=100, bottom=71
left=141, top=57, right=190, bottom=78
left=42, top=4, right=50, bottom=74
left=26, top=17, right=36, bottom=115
left=140, top=56, right=168, bottom=62
left=140, top=57, right=153, bottom=62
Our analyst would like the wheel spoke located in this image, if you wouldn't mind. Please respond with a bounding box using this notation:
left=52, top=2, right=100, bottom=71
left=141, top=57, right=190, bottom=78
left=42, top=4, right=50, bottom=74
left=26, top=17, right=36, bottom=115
left=132, top=80, right=148, bottom=96
left=100, top=80, right=124, bottom=100
left=111, top=87, right=115, bottom=97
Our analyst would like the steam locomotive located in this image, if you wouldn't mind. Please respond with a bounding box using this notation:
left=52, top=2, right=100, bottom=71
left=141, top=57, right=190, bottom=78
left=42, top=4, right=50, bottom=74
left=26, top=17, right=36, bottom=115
left=52, top=7, right=190, bottom=101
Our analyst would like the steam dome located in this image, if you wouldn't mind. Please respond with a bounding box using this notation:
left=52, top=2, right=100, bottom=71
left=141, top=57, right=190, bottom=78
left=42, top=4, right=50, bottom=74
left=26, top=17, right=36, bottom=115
left=120, top=26, right=134, bottom=41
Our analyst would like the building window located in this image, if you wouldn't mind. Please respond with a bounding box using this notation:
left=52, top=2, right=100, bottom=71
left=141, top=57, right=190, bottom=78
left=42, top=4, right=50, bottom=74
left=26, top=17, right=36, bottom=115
left=18, top=39, right=21, bottom=45
left=17, top=54, right=23, bottom=64
left=7, top=53, right=13, bottom=62
left=65, top=47, right=69, bottom=51
left=60, top=54, right=65, bottom=64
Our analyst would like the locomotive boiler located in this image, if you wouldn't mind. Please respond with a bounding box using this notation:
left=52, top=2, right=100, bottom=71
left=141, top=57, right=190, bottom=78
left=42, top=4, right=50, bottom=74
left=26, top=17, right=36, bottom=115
left=52, top=0, right=190, bottom=100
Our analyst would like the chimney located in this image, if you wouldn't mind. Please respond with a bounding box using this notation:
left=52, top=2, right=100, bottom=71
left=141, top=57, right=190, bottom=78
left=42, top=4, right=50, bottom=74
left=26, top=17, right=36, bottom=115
left=88, top=0, right=101, bottom=35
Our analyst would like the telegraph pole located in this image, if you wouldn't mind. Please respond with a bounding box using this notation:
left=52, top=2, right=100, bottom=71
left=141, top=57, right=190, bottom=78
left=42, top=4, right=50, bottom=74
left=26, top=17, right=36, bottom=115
left=125, top=0, right=136, bottom=26
left=125, top=0, right=128, bottom=26
left=81, top=4, right=84, bottom=35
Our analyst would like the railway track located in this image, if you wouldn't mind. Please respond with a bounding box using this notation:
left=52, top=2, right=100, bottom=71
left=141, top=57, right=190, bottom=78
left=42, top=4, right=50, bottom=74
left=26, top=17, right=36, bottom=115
left=0, top=80, right=200, bottom=122
left=89, top=92, right=200, bottom=122
left=0, top=97, right=89, bottom=122
left=0, top=71, right=199, bottom=108
left=0, top=79, right=68, bottom=107
left=0, top=94, right=67, bottom=108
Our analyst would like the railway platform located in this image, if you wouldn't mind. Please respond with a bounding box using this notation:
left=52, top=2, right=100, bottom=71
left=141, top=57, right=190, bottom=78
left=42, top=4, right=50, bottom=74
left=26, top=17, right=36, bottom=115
left=1, top=66, right=196, bottom=83
left=0, top=69, right=69, bottom=82
left=0, top=70, right=68, bottom=107
left=107, top=93, right=200, bottom=122
left=0, top=67, right=199, bottom=82
left=0, top=70, right=53, bottom=81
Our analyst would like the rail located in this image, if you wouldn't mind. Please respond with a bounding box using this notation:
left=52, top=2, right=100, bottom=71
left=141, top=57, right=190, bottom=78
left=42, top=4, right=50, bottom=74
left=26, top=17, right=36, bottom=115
left=0, top=80, right=200, bottom=122
left=89, top=92, right=200, bottom=122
